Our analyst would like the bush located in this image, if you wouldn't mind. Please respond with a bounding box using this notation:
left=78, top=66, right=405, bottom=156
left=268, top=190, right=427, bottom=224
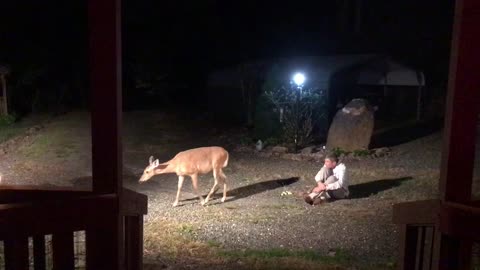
left=0, top=113, right=17, bottom=126
left=332, top=147, right=348, bottom=157
left=352, top=149, right=371, bottom=157
left=260, top=65, right=327, bottom=149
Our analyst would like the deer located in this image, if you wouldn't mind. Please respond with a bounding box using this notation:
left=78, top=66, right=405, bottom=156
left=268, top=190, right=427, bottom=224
left=139, top=146, right=229, bottom=207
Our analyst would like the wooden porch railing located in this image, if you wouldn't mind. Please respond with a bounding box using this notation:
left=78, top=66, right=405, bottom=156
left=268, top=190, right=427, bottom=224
left=0, top=186, right=148, bottom=270
left=393, top=199, right=480, bottom=269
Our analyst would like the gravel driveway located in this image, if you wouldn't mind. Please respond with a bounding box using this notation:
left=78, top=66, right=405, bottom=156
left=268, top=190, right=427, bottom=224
left=1, top=111, right=479, bottom=269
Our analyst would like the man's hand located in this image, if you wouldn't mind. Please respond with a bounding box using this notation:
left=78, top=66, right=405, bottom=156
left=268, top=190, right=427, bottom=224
left=312, top=183, right=326, bottom=193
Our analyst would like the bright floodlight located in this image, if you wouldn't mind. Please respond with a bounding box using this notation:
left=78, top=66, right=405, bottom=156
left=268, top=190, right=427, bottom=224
left=293, top=73, right=305, bottom=86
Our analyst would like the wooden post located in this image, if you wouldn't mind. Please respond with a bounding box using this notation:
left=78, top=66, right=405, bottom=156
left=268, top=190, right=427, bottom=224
left=433, top=0, right=480, bottom=269
left=439, top=0, right=480, bottom=204
left=86, top=0, right=124, bottom=269
left=89, top=0, right=123, bottom=195
left=125, top=216, right=144, bottom=270
left=1, top=74, right=7, bottom=115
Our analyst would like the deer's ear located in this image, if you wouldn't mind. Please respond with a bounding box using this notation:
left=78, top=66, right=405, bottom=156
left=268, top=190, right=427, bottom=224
left=152, top=159, right=160, bottom=167
left=149, top=156, right=154, bottom=165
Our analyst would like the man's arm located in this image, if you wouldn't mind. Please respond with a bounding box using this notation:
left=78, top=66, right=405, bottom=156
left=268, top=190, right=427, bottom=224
left=312, top=182, right=326, bottom=193
left=314, top=165, right=327, bottom=182
left=326, top=166, right=345, bottom=190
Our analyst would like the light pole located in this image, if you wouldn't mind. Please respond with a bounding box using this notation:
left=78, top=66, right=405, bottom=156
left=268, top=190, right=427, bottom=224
left=292, top=72, right=305, bottom=151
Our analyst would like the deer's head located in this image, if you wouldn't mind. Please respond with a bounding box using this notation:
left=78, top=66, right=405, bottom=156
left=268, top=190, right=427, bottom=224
left=139, top=156, right=159, bottom=183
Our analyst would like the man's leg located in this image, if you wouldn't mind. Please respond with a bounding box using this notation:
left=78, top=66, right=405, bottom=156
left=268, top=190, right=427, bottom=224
left=310, top=176, right=341, bottom=205
left=324, top=175, right=338, bottom=185
left=323, top=175, right=347, bottom=200
left=326, top=188, right=347, bottom=200
left=315, top=167, right=333, bottom=183
left=304, top=168, right=333, bottom=205
left=307, top=168, right=333, bottom=196
left=304, top=191, right=324, bottom=205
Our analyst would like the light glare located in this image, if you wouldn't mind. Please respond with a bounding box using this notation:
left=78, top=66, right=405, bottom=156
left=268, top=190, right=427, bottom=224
left=293, top=73, right=305, bottom=86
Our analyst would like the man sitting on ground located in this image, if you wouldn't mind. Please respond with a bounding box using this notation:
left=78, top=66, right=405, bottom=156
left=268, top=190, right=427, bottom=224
left=303, top=153, right=349, bottom=205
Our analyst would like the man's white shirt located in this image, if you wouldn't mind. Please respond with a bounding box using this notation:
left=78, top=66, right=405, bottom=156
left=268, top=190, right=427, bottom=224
left=316, top=163, right=349, bottom=196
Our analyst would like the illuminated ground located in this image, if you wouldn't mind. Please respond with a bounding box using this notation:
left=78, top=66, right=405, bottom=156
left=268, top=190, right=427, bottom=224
left=1, top=111, right=478, bottom=269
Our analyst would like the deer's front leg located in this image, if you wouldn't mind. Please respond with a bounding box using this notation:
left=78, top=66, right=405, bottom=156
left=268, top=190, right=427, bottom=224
left=173, top=175, right=185, bottom=207
left=191, top=174, right=205, bottom=206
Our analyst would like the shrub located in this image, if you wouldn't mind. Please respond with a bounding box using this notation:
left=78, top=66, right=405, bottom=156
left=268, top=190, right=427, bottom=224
left=0, top=113, right=17, bottom=126
left=261, top=65, right=326, bottom=149
left=331, top=147, right=348, bottom=157
left=352, top=149, right=371, bottom=157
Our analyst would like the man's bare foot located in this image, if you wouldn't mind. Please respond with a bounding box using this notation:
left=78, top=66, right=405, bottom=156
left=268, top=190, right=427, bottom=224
left=303, top=194, right=313, bottom=205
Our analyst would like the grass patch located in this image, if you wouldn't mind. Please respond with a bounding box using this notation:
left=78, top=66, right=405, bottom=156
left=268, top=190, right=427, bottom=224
left=207, top=240, right=222, bottom=248
left=219, top=248, right=396, bottom=270
left=0, top=114, right=49, bottom=144
left=16, top=115, right=84, bottom=159
left=0, top=126, right=26, bottom=143
left=19, top=130, right=79, bottom=158
left=177, top=224, right=196, bottom=236
left=220, top=248, right=352, bottom=264
left=144, top=219, right=212, bottom=261
left=143, top=218, right=396, bottom=270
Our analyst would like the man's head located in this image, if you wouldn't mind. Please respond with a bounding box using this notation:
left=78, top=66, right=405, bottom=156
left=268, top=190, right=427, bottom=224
left=324, top=153, right=339, bottom=169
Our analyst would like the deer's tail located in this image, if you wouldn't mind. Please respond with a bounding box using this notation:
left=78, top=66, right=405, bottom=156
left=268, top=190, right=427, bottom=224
left=223, top=151, right=229, bottom=168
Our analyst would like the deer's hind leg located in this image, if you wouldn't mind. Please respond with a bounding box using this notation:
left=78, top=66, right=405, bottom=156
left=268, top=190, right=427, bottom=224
left=218, top=169, right=228, bottom=203
left=205, top=169, right=221, bottom=204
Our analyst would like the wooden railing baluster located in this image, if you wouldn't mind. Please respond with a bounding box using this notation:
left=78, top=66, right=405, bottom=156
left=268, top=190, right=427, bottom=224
left=52, top=232, right=74, bottom=270
left=125, top=216, right=144, bottom=270
left=0, top=187, right=147, bottom=270
left=4, top=236, right=28, bottom=270
left=33, top=235, right=46, bottom=270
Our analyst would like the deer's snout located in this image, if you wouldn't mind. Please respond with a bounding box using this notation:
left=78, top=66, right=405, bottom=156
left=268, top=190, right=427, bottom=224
left=138, top=175, right=147, bottom=183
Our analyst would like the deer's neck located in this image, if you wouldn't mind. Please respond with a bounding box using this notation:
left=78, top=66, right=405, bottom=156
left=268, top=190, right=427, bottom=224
left=154, top=162, right=176, bottom=175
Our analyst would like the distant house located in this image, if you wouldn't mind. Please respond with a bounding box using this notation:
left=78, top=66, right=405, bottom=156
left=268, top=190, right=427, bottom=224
left=0, top=65, right=10, bottom=116
left=207, top=54, right=425, bottom=127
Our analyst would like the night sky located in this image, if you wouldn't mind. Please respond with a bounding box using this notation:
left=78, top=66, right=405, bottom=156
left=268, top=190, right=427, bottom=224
left=0, top=0, right=455, bottom=110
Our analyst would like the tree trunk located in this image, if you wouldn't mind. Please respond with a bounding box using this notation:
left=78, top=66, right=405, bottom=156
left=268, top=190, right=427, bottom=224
left=1, top=75, right=7, bottom=115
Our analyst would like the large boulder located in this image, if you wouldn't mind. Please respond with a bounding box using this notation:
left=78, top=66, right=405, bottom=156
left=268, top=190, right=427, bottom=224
left=326, top=99, right=374, bottom=151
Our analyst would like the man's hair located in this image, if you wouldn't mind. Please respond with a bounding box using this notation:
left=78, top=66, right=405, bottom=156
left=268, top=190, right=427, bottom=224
left=325, top=152, right=339, bottom=163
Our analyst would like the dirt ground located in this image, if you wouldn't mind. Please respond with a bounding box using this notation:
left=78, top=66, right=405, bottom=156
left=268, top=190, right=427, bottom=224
left=1, top=111, right=479, bottom=269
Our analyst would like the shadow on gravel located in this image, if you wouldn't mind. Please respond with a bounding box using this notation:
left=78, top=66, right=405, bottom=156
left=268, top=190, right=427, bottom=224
left=182, top=177, right=300, bottom=203
left=225, top=177, right=300, bottom=202
left=348, top=176, right=413, bottom=199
